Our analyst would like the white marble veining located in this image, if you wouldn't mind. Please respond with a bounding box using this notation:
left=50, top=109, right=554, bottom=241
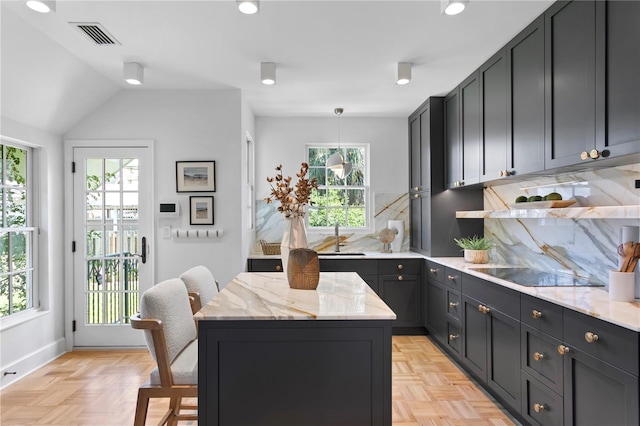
left=254, top=192, right=410, bottom=254
left=429, top=257, right=640, bottom=332
left=482, top=164, right=640, bottom=288
left=249, top=251, right=425, bottom=260
left=195, top=272, right=397, bottom=321
left=456, top=205, right=640, bottom=219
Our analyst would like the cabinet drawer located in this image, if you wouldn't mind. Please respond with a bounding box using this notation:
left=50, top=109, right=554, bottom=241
left=444, top=267, right=461, bottom=291
left=379, top=258, right=421, bottom=275
left=521, top=371, right=564, bottom=426
left=563, top=309, right=639, bottom=376
left=319, top=258, right=378, bottom=275
left=425, top=261, right=444, bottom=283
left=446, top=322, right=462, bottom=357
left=446, top=289, right=461, bottom=323
left=462, top=273, right=520, bottom=319
left=248, top=258, right=283, bottom=272
left=521, top=294, right=563, bottom=340
left=521, top=325, right=563, bottom=395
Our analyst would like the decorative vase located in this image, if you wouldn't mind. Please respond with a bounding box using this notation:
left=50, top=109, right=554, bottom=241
left=464, top=249, right=489, bottom=264
left=280, top=216, right=308, bottom=276
left=287, top=248, right=320, bottom=290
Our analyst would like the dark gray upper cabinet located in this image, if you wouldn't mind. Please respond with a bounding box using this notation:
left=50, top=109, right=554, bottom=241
left=544, top=0, right=604, bottom=169
left=507, top=16, right=546, bottom=176
left=444, top=88, right=462, bottom=189
left=409, top=115, right=422, bottom=191
left=601, top=0, right=640, bottom=158
left=479, top=49, right=509, bottom=182
left=460, top=72, right=481, bottom=186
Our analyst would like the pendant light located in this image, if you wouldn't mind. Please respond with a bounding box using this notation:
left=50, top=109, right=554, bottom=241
left=326, top=108, right=352, bottom=179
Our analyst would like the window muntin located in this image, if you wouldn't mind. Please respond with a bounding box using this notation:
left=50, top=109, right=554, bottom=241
left=0, top=142, right=36, bottom=318
left=307, top=145, right=368, bottom=229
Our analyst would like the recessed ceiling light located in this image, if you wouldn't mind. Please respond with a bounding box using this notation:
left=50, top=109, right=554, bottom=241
left=237, top=1, right=259, bottom=15
left=441, top=0, right=469, bottom=16
left=26, top=0, right=55, bottom=13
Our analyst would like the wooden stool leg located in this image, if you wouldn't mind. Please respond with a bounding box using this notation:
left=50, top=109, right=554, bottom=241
left=133, top=389, right=150, bottom=426
left=167, top=396, right=180, bottom=426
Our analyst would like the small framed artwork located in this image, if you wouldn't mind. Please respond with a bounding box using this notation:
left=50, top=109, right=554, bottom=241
left=176, top=161, right=216, bottom=192
left=189, top=196, right=214, bottom=225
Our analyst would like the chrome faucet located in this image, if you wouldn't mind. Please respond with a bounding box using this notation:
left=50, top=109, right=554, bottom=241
left=334, top=220, right=340, bottom=252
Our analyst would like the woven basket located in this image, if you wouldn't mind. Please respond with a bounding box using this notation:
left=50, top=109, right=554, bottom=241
left=260, top=240, right=281, bottom=255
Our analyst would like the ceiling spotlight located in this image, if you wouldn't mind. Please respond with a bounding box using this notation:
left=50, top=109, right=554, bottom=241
left=123, top=62, right=144, bottom=85
left=261, top=62, right=276, bottom=85
left=441, top=0, right=469, bottom=16
left=26, top=0, right=55, bottom=13
left=237, top=1, right=259, bottom=15
left=397, top=62, right=412, bottom=85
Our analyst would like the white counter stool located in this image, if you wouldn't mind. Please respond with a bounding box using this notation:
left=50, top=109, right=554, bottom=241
left=131, top=278, right=198, bottom=426
left=180, top=265, right=219, bottom=314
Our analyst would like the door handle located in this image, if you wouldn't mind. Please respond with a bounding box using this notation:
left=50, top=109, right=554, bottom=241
left=133, top=236, right=147, bottom=264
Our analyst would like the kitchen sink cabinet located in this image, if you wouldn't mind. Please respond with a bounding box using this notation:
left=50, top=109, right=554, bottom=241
left=506, top=16, right=545, bottom=177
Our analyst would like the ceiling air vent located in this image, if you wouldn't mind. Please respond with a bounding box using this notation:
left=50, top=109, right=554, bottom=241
left=70, top=22, right=120, bottom=45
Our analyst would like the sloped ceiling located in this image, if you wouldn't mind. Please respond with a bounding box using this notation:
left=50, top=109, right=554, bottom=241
left=1, top=0, right=554, bottom=135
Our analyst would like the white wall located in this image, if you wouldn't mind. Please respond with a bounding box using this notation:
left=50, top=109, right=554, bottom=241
left=241, top=95, right=257, bottom=265
left=65, top=90, right=245, bottom=288
left=0, top=118, right=66, bottom=389
left=254, top=117, right=408, bottom=198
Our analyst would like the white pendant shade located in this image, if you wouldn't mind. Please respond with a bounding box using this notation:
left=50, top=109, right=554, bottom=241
left=326, top=152, right=344, bottom=170
left=334, top=162, right=352, bottom=179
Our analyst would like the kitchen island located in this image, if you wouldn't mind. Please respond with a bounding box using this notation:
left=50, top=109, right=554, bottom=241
left=195, top=272, right=396, bottom=426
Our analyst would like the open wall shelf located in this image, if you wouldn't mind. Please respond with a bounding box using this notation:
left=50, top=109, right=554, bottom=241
left=455, top=205, right=640, bottom=219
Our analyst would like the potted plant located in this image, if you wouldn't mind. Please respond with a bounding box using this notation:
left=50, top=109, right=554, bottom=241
left=454, top=235, right=493, bottom=264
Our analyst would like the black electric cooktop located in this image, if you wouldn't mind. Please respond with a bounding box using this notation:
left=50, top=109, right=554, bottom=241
left=474, top=267, right=605, bottom=287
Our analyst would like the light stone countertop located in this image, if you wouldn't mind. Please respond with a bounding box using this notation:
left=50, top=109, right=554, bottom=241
left=249, top=251, right=425, bottom=260
left=195, top=272, right=397, bottom=321
left=428, top=257, right=640, bottom=332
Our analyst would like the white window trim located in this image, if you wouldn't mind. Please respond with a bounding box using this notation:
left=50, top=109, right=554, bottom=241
left=305, top=143, right=372, bottom=235
left=0, top=137, right=40, bottom=327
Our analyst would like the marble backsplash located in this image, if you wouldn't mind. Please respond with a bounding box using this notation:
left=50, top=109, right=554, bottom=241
left=483, top=163, right=640, bottom=287
left=254, top=193, right=410, bottom=254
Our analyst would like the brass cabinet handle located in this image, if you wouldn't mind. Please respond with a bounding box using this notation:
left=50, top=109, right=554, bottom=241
left=585, top=331, right=599, bottom=343
left=499, top=170, right=512, bottom=177
left=449, top=302, right=459, bottom=308
left=557, top=344, right=570, bottom=355
left=589, top=149, right=600, bottom=159
left=454, top=181, right=465, bottom=187
left=397, top=264, right=403, bottom=270
left=533, top=352, right=544, bottom=361
left=533, top=403, right=546, bottom=413
left=447, top=275, right=457, bottom=281
left=429, top=268, right=438, bottom=273
left=398, top=275, right=404, bottom=281
left=580, top=151, right=589, bottom=160
left=449, top=334, right=459, bottom=341
left=276, top=265, right=282, bottom=271
left=413, top=186, right=420, bottom=191
left=532, top=309, right=542, bottom=319
left=413, top=193, right=420, bottom=199
left=478, top=305, right=490, bottom=314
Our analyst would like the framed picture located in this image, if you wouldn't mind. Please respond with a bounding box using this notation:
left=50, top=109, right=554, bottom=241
left=189, top=196, right=214, bottom=225
left=176, top=161, right=216, bottom=192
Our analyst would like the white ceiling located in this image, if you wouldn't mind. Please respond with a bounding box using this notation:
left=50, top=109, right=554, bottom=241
left=3, top=0, right=554, bottom=120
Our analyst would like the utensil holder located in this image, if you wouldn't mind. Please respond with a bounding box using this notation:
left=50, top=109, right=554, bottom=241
left=608, top=271, right=636, bottom=302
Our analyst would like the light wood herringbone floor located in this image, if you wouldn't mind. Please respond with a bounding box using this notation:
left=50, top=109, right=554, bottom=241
left=0, top=336, right=516, bottom=425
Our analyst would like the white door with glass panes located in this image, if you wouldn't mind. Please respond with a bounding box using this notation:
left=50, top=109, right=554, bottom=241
left=72, top=146, right=152, bottom=347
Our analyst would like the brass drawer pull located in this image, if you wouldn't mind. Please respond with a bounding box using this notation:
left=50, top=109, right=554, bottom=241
left=585, top=331, right=599, bottom=343
left=557, top=344, right=570, bottom=355
left=478, top=305, right=490, bottom=314
left=447, top=275, right=457, bottom=281
left=449, top=334, right=459, bottom=341
left=429, top=268, right=438, bottom=273
left=397, top=275, right=403, bottom=281
left=533, top=352, right=544, bottom=361
left=533, top=403, right=545, bottom=413
left=413, top=193, right=420, bottom=199
left=531, top=310, right=542, bottom=319
left=276, top=265, right=282, bottom=271
left=449, top=302, right=459, bottom=308
left=397, top=264, right=403, bottom=270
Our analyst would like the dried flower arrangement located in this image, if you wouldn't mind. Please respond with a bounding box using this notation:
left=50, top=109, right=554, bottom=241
left=265, top=163, right=319, bottom=218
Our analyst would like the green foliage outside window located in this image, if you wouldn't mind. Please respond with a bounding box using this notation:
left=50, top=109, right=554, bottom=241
left=307, top=146, right=367, bottom=228
left=0, top=144, right=31, bottom=317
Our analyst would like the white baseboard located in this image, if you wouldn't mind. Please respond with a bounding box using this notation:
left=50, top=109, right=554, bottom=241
left=0, top=338, right=66, bottom=390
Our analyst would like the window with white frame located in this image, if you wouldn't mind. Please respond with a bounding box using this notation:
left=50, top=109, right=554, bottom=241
left=306, top=145, right=369, bottom=229
left=0, top=142, right=36, bottom=318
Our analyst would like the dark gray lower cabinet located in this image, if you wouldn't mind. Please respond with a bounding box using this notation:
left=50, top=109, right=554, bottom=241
left=563, top=348, right=639, bottom=426
left=486, top=307, right=521, bottom=411
left=522, top=371, right=564, bottom=426
left=461, top=294, right=488, bottom=380
left=425, top=279, right=446, bottom=344
left=380, top=274, right=420, bottom=329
